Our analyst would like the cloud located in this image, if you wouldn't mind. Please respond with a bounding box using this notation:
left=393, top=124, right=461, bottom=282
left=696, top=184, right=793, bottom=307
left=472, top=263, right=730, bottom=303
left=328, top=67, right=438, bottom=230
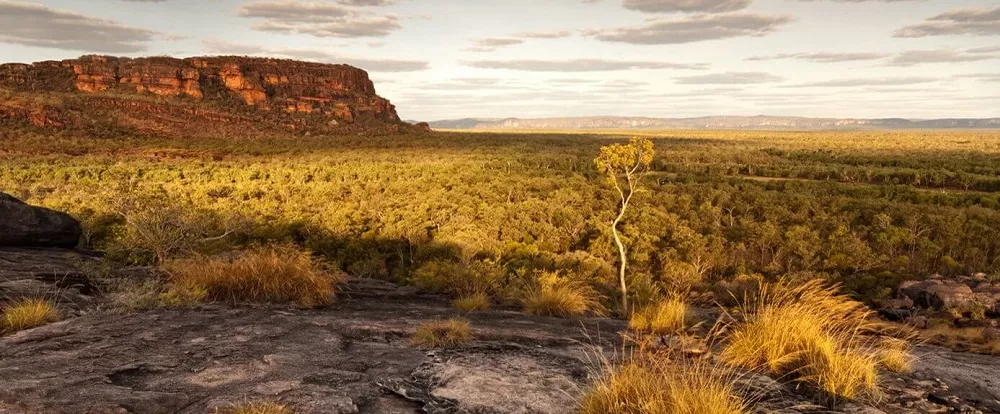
left=887, top=49, right=1000, bottom=66
left=674, top=72, right=784, bottom=84
left=465, top=59, right=707, bottom=71
left=466, top=37, right=525, bottom=52
left=895, top=7, right=1000, bottom=38
left=0, top=1, right=160, bottom=53
left=747, top=52, right=888, bottom=62
left=968, top=46, right=1000, bottom=54
left=790, top=77, right=939, bottom=87
left=239, top=0, right=401, bottom=38
left=586, top=13, right=793, bottom=44
left=796, top=0, right=922, bottom=2
left=956, top=73, right=1000, bottom=83
left=514, top=30, right=573, bottom=39
left=338, top=0, right=396, bottom=5
left=201, top=40, right=428, bottom=72
left=623, top=0, right=751, bottom=13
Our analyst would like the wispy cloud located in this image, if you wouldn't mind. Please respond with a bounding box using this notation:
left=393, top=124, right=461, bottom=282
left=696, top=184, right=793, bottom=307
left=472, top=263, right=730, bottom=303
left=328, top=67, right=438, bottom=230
left=0, top=1, right=161, bottom=53
left=747, top=52, right=888, bottom=62
left=675, top=72, right=784, bottom=84
left=887, top=49, right=1000, bottom=66
left=622, top=0, right=751, bottom=13
left=586, top=13, right=793, bottom=45
left=466, top=59, right=707, bottom=71
left=202, top=39, right=428, bottom=72
left=239, top=0, right=401, bottom=38
left=788, top=77, right=940, bottom=87
left=895, top=7, right=1000, bottom=38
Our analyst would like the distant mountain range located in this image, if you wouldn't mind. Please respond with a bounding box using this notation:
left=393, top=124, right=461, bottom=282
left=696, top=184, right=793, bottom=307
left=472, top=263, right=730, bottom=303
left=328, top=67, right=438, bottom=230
left=425, top=116, right=1000, bottom=130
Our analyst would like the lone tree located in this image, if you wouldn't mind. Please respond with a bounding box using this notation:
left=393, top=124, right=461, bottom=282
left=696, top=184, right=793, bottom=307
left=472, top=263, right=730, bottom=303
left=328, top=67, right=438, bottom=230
left=595, top=136, right=654, bottom=314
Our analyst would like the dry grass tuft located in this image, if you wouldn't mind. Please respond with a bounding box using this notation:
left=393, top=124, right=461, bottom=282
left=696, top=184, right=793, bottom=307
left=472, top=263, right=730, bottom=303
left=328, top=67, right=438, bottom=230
left=162, top=244, right=341, bottom=307
left=1, top=298, right=59, bottom=334
left=580, top=358, right=744, bottom=414
left=522, top=271, right=603, bottom=318
left=629, top=296, right=687, bottom=334
left=411, top=318, right=473, bottom=348
left=799, top=338, right=879, bottom=400
left=215, top=400, right=292, bottom=414
left=877, top=338, right=914, bottom=373
left=720, top=279, right=893, bottom=402
left=922, top=325, right=1000, bottom=355
left=453, top=292, right=491, bottom=312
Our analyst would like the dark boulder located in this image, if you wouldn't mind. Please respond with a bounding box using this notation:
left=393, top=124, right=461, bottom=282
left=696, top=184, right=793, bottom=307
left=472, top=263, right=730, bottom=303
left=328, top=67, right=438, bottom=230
left=0, top=193, right=81, bottom=248
left=899, top=278, right=976, bottom=310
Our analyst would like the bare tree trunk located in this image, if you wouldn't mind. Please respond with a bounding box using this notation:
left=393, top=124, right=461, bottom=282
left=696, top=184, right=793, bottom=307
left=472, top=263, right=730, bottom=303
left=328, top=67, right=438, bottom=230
left=612, top=208, right=628, bottom=314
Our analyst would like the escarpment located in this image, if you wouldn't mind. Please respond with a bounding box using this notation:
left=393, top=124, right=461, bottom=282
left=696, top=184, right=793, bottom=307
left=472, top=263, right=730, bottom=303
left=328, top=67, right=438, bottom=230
left=0, top=55, right=407, bottom=135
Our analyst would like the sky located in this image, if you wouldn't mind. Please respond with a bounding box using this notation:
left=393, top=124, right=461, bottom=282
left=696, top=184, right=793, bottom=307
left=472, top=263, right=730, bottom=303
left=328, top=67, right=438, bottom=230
left=0, top=0, right=998, bottom=121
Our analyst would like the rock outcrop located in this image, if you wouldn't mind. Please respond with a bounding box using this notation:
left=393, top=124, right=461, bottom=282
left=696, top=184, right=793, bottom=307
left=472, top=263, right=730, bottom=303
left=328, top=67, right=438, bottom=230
left=0, top=193, right=81, bottom=248
left=899, top=276, right=1000, bottom=316
left=0, top=55, right=400, bottom=126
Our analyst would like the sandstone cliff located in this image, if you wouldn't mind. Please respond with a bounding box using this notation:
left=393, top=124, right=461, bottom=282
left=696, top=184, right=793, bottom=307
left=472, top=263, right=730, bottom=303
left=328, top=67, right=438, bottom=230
left=0, top=55, right=406, bottom=135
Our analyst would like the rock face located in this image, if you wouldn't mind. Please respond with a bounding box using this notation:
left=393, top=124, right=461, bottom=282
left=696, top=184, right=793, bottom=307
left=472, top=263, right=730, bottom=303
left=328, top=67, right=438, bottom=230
left=0, top=193, right=81, bottom=248
left=899, top=276, right=1000, bottom=316
left=0, top=278, right=620, bottom=414
left=0, top=55, right=400, bottom=125
left=0, top=248, right=99, bottom=311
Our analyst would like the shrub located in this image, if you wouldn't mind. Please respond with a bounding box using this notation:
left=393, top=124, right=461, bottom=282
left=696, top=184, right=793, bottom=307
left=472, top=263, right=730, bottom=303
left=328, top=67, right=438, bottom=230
left=969, top=301, right=989, bottom=321
left=453, top=293, right=491, bottom=312
left=215, top=400, right=291, bottom=414
left=162, top=244, right=341, bottom=307
left=2, top=298, right=59, bottom=334
left=629, top=297, right=687, bottom=334
left=522, top=271, right=603, bottom=318
left=580, top=359, right=744, bottom=414
left=410, top=258, right=503, bottom=297
left=105, top=278, right=165, bottom=312
left=720, top=279, right=895, bottom=402
left=411, top=318, right=473, bottom=348
left=105, top=181, right=232, bottom=264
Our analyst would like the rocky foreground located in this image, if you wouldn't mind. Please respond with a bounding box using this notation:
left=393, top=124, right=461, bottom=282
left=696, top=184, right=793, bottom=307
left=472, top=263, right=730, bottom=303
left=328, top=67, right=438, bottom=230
left=1, top=266, right=999, bottom=414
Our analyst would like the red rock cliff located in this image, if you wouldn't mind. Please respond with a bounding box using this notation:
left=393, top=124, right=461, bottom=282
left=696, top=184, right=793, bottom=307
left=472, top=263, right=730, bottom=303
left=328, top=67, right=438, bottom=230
left=0, top=55, right=400, bottom=124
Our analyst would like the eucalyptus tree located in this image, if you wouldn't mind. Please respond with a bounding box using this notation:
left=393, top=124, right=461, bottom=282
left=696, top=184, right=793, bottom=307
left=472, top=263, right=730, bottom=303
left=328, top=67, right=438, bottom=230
left=595, top=137, right=655, bottom=314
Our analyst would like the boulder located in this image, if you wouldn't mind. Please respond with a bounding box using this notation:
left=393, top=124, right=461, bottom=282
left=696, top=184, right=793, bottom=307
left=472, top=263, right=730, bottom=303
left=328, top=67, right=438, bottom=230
left=0, top=193, right=81, bottom=248
left=414, top=122, right=432, bottom=132
left=899, top=278, right=976, bottom=310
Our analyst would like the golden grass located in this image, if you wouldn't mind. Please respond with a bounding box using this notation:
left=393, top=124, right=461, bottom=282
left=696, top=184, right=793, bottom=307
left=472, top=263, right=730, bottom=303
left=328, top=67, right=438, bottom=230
left=799, top=338, right=879, bottom=400
left=720, top=279, right=893, bottom=402
left=411, top=318, right=473, bottom=349
left=580, top=359, right=744, bottom=414
left=629, top=297, right=687, bottom=334
left=522, top=271, right=603, bottom=318
left=1, top=298, right=59, bottom=334
left=453, top=292, right=491, bottom=312
left=877, top=338, right=914, bottom=373
left=922, top=325, right=1000, bottom=355
left=215, top=400, right=291, bottom=414
left=162, top=244, right=341, bottom=307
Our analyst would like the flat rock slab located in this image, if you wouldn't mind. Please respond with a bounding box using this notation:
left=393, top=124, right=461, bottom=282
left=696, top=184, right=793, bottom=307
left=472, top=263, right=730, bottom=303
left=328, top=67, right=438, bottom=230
left=3, top=276, right=1000, bottom=413
left=0, top=286, right=623, bottom=414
